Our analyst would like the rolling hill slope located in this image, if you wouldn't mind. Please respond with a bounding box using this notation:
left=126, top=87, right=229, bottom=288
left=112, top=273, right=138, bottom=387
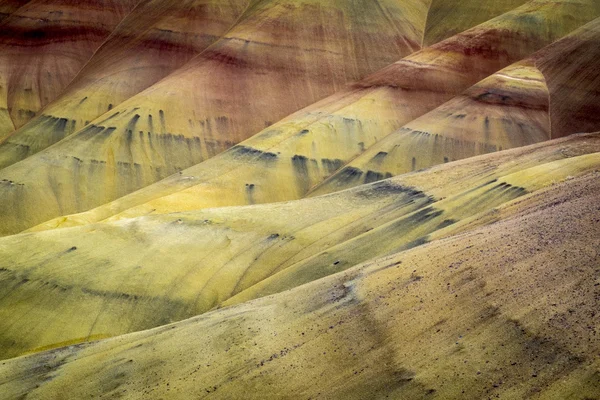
left=422, top=0, right=528, bottom=46
left=29, top=5, right=600, bottom=232
left=313, top=15, right=600, bottom=195
left=0, top=0, right=534, bottom=170
left=0, top=0, right=442, bottom=236
left=0, top=136, right=598, bottom=398
left=0, top=0, right=251, bottom=169
left=0, top=1, right=599, bottom=398
left=0, top=132, right=598, bottom=360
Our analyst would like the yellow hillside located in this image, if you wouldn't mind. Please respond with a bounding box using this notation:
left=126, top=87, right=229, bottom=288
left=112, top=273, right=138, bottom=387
left=0, top=1, right=599, bottom=399
left=1, top=140, right=598, bottom=398
left=0, top=133, right=598, bottom=360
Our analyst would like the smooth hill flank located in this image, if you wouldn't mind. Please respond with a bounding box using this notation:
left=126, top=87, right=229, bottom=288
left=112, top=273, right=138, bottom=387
left=24, top=0, right=600, bottom=233
left=0, top=0, right=437, bottom=236
left=0, top=0, right=530, bottom=170
left=0, top=132, right=599, bottom=360
left=97, top=57, right=550, bottom=222
left=423, top=0, right=528, bottom=46
left=311, top=15, right=600, bottom=195
left=0, top=0, right=139, bottom=137
left=0, top=153, right=598, bottom=398
left=0, top=0, right=251, bottom=169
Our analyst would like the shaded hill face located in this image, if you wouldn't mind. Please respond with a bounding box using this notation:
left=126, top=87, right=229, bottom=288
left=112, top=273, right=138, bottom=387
left=423, top=0, right=529, bottom=46
left=538, top=20, right=600, bottom=137
left=0, top=0, right=30, bottom=23
left=0, top=139, right=598, bottom=398
left=0, top=0, right=140, bottom=136
left=0, top=0, right=438, bottom=236
left=28, top=3, right=600, bottom=232
left=311, top=15, right=600, bottom=195
left=0, top=133, right=598, bottom=360
left=0, top=0, right=251, bottom=169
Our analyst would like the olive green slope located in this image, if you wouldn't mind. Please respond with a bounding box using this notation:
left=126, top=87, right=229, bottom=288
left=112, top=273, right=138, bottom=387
left=26, top=0, right=600, bottom=233
left=0, top=159, right=598, bottom=399
left=0, top=0, right=251, bottom=170
left=0, top=133, right=598, bottom=360
left=312, top=15, right=600, bottom=196
left=0, top=0, right=434, bottom=236
left=0, top=0, right=140, bottom=136
left=423, top=0, right=529, bottom=46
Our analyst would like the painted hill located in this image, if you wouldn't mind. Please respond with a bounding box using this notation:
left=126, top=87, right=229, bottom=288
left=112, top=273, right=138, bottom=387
left=28, top=5, right=600, bottom=233
left=0, top=0, right=248, bottom=168
left=0, top=0, right=250, bottom=168
left=0, top=0, right=139, bottom=137
left=0, top=134, right=598, bottom=398
left=0, top=0, right=529, bottom=171
left=0, top=1, right=599, bottom=398
left=312, top=15, right=600, bottom=195
left=0, top=132, right=598, bottom=360
left=0, top=0, right=440, bottom=236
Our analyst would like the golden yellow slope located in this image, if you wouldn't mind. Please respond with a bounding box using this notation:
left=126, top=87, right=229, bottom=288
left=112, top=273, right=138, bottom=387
left=0, top=133, right=598, bottom=360
left=222, top=149, right=600, bottom=308
left=312, top=15, right=600, bottom=195
left=26, top=0, right=600, bottom=234
left=0, top=157, right=598, bottom=398
left=0, top=0, right=435, bottom=236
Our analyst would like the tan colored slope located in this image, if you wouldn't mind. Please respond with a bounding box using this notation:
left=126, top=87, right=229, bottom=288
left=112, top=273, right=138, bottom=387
left=0, top=0, right=435, bottom=236
left=312, top=15, right=600, bottom=195
left=536, top=19, right=600, bottom=137
left=1, top=164, right=598, bottom=399
left=0, top=133, right=598, bottom=360
left=0, top=0, right=140, bottom=136
left=26, top=0, right=600, bottom=234
left=0, top=0, right=251, bottom=169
